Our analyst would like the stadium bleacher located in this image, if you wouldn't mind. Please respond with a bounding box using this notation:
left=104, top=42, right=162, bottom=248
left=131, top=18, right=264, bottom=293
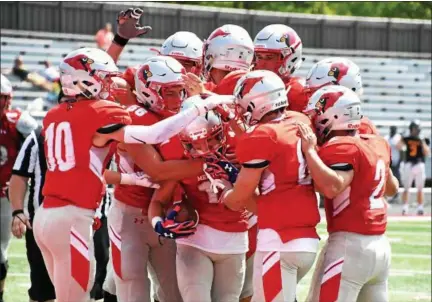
left=1, top=29, right=431, bottom=178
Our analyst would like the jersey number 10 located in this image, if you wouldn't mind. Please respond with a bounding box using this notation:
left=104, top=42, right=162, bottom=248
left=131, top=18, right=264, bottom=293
left=45, top=122, right=76, bottom=172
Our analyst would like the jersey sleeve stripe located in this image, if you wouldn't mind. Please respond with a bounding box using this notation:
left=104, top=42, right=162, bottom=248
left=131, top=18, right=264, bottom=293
left=329, top=163, right=353, bottom=171
left=97, top=123, right=125, bottom=134
left=242, top=160, right=270, bottom=169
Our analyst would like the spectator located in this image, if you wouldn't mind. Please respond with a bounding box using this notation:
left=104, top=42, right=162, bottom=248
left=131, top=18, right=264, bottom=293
left=11, top=56, right=53, bottom=92
left=39, top=61, right=60, bottom=83
left=95, top=23, right=114, bottom=50
left=397, top=120, right=431, bottom=215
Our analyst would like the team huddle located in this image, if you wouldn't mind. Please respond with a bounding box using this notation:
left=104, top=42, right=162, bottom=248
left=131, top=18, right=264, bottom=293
left=1, top=7, right=402, bottom=302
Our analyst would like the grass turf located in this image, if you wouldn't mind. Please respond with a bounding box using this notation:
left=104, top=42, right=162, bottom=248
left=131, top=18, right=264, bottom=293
left=4, top=220, right=431, bottom=302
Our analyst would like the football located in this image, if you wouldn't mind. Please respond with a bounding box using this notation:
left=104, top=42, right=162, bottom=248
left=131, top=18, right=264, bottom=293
left=166, top=201, right=199, bottom=224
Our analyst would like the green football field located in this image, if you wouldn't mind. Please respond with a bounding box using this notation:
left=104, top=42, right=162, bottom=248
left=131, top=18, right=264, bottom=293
left=4, top=217, right=431, bottom=302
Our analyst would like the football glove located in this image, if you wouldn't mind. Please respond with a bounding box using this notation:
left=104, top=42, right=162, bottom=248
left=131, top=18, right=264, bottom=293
left=204, top=157, right=239, bottom=184
left=214, top=104, right=237, bottom=123
left=194, top=95, right=236, bottom=116
left=117, top=8, right=152, bottom=39
left=153, top=206, right=196, bottom=239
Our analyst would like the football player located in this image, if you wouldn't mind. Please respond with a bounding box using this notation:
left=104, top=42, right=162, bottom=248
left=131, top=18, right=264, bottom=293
left=107, top=56, right=203, bottom=302
left=31, top=48, right=231, bottom=302
left=300, top=85, right=398, bottom=302
left=148, top=96, right=248, bottom=302
left=304, top=57, right=378, bottom=135
left=220, top=70, right=321, bottom=302
left=181, top=24, right=254, bottom=99
left=253, top=24, right=308, bottom=113
left=0, top=74, right=38, bottom=301
left=397, top=120, right=430, bottom=215
left=159, top=31, right=203, bottom=75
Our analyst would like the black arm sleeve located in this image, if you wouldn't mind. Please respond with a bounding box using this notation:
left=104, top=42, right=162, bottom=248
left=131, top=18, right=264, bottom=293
left=96, top=123, right=126, bottom=134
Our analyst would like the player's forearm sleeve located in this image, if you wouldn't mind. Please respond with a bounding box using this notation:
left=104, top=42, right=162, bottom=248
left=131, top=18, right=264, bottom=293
left=123, top=106, right=199, bottom=144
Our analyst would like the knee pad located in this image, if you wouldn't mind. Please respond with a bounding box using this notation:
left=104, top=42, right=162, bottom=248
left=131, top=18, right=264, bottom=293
left=0, top=261, right=8, bottom=280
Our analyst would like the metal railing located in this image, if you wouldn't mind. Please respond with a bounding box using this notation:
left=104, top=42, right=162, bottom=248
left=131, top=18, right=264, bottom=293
left=1, top=1, right=431, bottom=53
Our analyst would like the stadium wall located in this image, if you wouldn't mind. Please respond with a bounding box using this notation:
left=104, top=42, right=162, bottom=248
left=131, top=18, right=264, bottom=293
left=0, top=1, right=431, bottom=53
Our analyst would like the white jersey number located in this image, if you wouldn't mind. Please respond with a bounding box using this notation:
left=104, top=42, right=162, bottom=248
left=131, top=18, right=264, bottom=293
left=369, top=159, right=386, bottom=209
left=127, top=105, right=147, bottom=117
left=198, top=181, right=219, bottom=204
left=45, top=122, right=76, bottom=172
left=297, top=139, right=312, bottom=185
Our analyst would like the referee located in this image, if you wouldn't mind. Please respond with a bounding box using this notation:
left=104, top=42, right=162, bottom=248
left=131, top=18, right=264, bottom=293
left=9, top=127, right=115, bottom=301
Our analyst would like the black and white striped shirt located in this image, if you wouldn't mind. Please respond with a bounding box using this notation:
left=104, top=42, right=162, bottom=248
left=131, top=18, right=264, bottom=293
left=12, top=128, right=112, bottom=221
left=12, top=128, right=45, bottom=221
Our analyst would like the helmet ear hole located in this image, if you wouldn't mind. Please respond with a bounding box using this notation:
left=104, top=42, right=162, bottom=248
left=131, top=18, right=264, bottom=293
left=320, top=119, right=329, bottom=125
left=334, top=115, right=338, bottom=119
left=82, top=81, right=93, bottom=87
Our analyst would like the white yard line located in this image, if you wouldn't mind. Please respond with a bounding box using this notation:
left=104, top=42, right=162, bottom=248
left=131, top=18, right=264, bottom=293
left=387, top=216, right=431, bottom=222
left=392, top=253, right=431, bottom=259
left=318, top=215, right=431, bottom=223
left=317, top=234, right=432, bottom=246
left=9, top=272, right=29, bottom=277
left=391, top=269, right=431, bottom=276
left=385, top=231, right=431, bottom=236
left=297, top=283, right=431, bottom=298
left=388, top=237, right=432, bottom=246
left=8, top=253, right=27, bottom=259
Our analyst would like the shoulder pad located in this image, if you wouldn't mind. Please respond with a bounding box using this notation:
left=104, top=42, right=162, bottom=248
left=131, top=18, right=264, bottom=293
left=16, top=111, right=39, bottom=136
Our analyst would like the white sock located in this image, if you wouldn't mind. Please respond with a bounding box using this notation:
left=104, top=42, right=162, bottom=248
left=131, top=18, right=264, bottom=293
left=403, top=204, right=409, bottom=212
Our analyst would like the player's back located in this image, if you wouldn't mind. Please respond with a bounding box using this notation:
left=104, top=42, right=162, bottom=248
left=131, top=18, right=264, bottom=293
left=319, top=134, right=391, bottom=235
left=237, top=111, right=320, bottom=242
left=42, top=99, right=130, bottom=209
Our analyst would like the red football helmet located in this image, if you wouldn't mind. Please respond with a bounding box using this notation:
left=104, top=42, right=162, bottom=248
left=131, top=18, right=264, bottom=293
left=304, top=85, right=362, bottom=139
left=59, top=48, right=122, bottom=100
left=1, top=74, right=13, bottom=118
left=134, top=56, right=187, bottom=114
left=179, top=96, right=227, bottom=159
left=305, top=57, right=363, bottom=97
left=254, top=24, right=303, bottom=78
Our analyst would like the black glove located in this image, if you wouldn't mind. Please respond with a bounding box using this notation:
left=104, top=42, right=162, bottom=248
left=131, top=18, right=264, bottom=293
left=115, top=8, right=152, bottom=45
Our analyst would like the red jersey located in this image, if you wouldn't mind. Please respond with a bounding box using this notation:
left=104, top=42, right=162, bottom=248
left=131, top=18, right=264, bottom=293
left=359, top=117, right=379, bottom=135
left=159, top=135, right=247, bottom=233
left=42, top=100, right=131, bottom=210
left=285, top=77, right=309, bottom=113
left=113, top=104, right=161, bottom=211
left=236, top=112, right=320, bottom=243
left=212, top=70, right=248, bottom=95
left=319, top=135, right=390, bottom=235
left=122, top=65, right=139, bottom=91
left=0, top=110, right=22, bottom=197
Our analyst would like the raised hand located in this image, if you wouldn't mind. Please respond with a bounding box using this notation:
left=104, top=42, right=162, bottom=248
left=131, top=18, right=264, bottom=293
left=117, top=8, right=152, bottom=39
